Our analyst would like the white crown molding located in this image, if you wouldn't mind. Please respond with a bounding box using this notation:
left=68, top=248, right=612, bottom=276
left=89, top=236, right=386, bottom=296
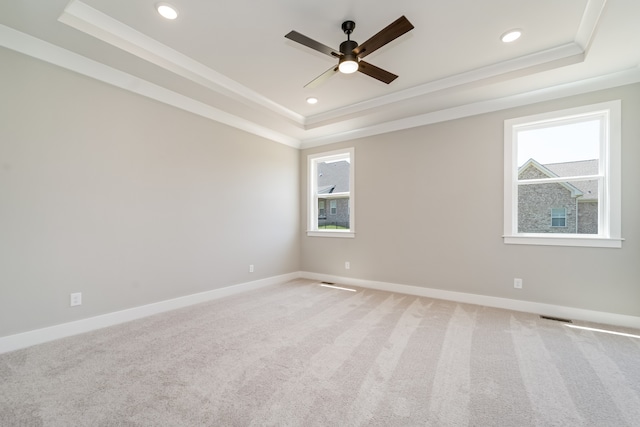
left=58, top=0, right=305, bottom=126
left=0, top=24, right=301, bottom=148
left=0, top=272, right=300, bottom=354
left=58, top=0, right=607, bottom=130
left=305, top=43, right=585, bottom=126
left=2, top=0, right=634, bottom=151
left=575, top=0, right=608, bottom=51
left=306, top=1, right=608, bottom=126
left=299, top=66, right=640, bottom=149
left=300, top=272, right=640, bottom=330
left=4, top=21, right=637, bottom=151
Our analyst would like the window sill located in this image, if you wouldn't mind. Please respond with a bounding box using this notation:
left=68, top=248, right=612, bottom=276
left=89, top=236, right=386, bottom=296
left=503, top=234, right=623, bottom=248
left=307, top=230, right=355, bottom=238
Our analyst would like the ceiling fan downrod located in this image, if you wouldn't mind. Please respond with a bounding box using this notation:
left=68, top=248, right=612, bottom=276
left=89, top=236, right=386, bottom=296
left=339, top=20, right=358, bottom=57
left=284, top=15, right=413, bottom=86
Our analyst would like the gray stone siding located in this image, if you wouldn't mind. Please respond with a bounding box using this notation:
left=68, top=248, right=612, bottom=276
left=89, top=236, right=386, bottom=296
left=518, top=166, right=576, bottom=233
left=518, top=183, right=577, bottom=233
left=577, top=201, right=598, bottom=234
left=518, top=162, right=598, bottom=234
left=318, top=198, right=350, bottom=228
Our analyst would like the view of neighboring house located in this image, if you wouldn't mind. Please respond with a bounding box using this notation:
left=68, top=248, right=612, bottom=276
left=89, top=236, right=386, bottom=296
left=317, top=160, right=350, bottom=228
left=518, top=159, right=598, bottom=234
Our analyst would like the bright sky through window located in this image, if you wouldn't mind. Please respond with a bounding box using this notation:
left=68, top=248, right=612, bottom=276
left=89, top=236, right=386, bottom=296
left=517, top=119, right=600, bottom=166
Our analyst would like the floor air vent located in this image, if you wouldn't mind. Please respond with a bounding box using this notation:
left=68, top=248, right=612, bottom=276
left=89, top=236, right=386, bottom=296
left=540, top=315, right=573, bottom=323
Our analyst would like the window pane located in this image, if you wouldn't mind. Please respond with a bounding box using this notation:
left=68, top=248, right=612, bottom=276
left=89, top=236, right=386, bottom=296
left=504, top=101, right=620, bottom=247
left=318, top=197, right=350, bottom=229
left=309, top=148, right=354, bottom=236
left=318, top=200, right=326, bottom=218
left=518, top=180, right=598, bottom=234
left=551, top=208, right=566, bottom=227
left=317, top=159, right=350, bottom=194
left=329, top=199, right=337, bottom=215
left=517, top=119, right=600, bottom=180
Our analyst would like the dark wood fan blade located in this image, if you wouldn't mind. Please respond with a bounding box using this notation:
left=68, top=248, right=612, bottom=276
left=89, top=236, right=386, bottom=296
left=357, top=60, right=398, bottom=84
left=304, top=65, right=339, bottom=89
left=353, top=16, right=414, bottom=59
left=285, top=31, right=340, bottom=58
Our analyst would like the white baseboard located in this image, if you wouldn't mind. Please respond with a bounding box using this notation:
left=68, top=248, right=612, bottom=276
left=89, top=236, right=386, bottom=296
left=0, top=272, right=299, bottom=354
left=4, top=271, right=638, bottom=354
left=300, top=271, right=640, bottom=330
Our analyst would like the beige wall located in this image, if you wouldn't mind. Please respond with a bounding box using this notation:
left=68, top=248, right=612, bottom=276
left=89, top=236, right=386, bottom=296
left=2, top=44, right=639, bottom=339
left=301, top=83, right=640, bottom=317
left=0, top=48, right=300, bottom=336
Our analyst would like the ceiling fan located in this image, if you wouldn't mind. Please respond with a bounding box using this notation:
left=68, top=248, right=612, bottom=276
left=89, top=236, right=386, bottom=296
left=285, top=16, right=414, bottom=88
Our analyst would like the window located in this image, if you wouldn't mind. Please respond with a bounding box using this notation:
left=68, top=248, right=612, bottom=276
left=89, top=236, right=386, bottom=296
left=504, top=100, right=622, bottom=248
left=551, top=208, right=566, bottom=227
left=318, top=200, right=326, bottom=218
left=308, top=148, right=354, bottom=237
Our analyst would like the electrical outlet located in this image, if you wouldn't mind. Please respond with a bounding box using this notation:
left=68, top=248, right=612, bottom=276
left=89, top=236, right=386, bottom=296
left=70, top=292, right=82, bottom=307
left=345, top=261, right=350, bottom=270
left=514, top=278, right=523, bottom=289
left=249, top=264, right=254, bottom=273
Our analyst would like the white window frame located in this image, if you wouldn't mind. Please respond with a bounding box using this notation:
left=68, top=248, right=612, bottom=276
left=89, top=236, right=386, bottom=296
left=307, top=148, right=355, bottom=238
left=504, top=100, right=622, bottom=248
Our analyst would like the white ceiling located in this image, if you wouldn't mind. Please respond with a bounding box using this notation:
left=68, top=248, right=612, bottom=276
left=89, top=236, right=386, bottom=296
left=1, top=0, right=639, bottom=148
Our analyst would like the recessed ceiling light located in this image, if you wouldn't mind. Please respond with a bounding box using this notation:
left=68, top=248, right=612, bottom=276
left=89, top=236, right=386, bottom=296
left=501, top=29, right=522, bottom=43
left=306, top=97, right=318, bottom=105
left=156, top=3, right=178, bottom=20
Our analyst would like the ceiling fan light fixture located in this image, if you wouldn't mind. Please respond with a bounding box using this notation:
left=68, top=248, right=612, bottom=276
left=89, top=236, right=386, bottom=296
left=339, top=55, right=359, bottom=74
left=285, top=15, right=414, bottom=86
left=156, top=3, right=179, bottom=20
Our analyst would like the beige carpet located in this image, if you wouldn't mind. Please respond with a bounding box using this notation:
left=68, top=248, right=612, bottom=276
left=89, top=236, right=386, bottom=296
left=1, top=278, right=639, bottom=426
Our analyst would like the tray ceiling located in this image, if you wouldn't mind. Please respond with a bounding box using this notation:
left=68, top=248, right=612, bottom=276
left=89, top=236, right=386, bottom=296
left=1, top=0, right=639, bottom=148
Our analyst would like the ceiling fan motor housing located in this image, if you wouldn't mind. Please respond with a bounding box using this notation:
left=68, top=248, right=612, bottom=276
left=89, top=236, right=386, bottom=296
left=339, top=39, right=359, bottom=73
left=340, top=39, right=358, bottom=56
left=340, top=21, right=358, bottom=72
